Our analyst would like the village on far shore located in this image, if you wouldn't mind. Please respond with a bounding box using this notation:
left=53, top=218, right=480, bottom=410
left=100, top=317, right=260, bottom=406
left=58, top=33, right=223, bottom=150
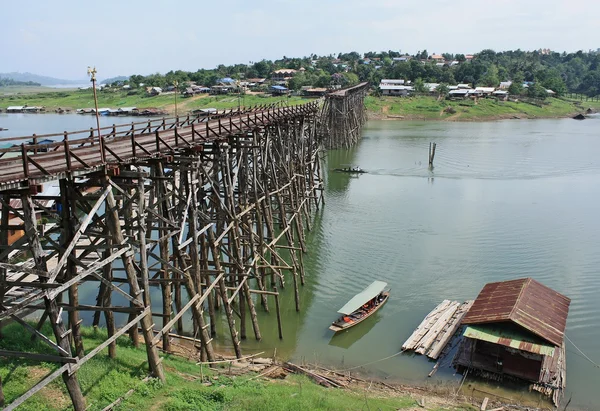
left=2, top=48, right=588, bottom=117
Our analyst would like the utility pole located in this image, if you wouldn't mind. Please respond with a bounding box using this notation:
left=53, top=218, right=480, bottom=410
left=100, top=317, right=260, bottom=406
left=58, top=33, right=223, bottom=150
left=87, top=66, right=105, bottom=163
left=174, top=80, right=178, bottom=118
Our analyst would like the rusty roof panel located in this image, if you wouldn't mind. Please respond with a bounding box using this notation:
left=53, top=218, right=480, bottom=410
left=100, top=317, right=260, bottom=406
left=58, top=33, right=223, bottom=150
left=463, top=324, right=556, bottom=356
left=462, top=278, right=570, bottom=347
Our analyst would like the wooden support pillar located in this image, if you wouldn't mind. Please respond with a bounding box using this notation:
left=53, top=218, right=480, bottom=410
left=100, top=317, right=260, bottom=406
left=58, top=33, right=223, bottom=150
left=103, top=176, right=165, bottom=382
left=21, top=192, right=86, bottom=410
left=208, top=229, right=242, bottom=358
left=102, top=236, right=116, bottom=358
left=0, top=194, right=9, bottom=340
left=123, top=178, right=139, bottom=348
left=155, top=162, right=172, bottom=352
left=59, top=179, right=85, bottom=359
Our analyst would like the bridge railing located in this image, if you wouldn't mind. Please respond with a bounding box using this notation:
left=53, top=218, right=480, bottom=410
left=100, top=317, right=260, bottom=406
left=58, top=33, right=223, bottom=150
left=0, top=101, right=320, bottom=187
left=0, top=103, right=294, bottom=157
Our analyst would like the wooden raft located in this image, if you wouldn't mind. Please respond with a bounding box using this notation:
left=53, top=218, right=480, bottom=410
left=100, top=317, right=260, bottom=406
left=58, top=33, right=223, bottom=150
left=402, top=300, right=474, bottom=359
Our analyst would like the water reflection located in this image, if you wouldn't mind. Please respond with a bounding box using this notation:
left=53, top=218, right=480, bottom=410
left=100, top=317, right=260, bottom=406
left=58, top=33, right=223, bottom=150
left=328, top=313, right=379, bottom=350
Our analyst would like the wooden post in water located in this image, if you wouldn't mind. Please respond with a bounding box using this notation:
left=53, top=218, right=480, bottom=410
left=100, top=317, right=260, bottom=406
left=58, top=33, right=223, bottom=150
left=428, top=142, right=437, bottom=167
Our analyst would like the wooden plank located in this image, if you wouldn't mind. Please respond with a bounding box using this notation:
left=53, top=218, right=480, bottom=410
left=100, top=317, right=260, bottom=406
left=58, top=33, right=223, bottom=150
left=415, top=301, right=460, bottom=355
left=402, top=300, right=452, bottom=351
left=0, top=349, right=77, bottom=364
left=428, top=300, right=474, bottom=359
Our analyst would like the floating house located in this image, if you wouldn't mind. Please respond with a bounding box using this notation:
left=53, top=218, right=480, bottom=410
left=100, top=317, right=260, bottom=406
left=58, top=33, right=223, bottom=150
left=455, top=278, right=570, bottom=405
left=6, top=106, right=45, bottom=113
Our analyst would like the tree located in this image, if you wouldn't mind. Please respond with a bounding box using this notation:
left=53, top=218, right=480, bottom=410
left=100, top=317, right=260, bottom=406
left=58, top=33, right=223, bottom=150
left=528, top=82, right=547, bottom=99
left=437, top=83, right=449, bottom=97
left=414, top=78, right=428, bottom=93
left=341, top=72, right=359, bottom=86
left=480, top=64, right=499, bottom=87
left=508, top=82, right=523, bottom=96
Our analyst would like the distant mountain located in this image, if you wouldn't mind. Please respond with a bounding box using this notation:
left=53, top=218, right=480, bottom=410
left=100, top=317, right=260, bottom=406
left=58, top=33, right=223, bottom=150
left=100, top=76, right=129, bottom=85
left=0, top=72, right=88, bottom=86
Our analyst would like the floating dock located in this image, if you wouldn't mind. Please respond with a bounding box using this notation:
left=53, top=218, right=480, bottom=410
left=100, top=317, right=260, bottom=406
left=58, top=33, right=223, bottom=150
left=401, top=299, right=474, bottom=359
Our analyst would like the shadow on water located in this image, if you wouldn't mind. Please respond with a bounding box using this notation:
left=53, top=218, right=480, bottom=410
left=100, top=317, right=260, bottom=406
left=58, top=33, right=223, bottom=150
left=327, top=313, right=380, bottom=350
left=323, top=146, right=363, bottom=194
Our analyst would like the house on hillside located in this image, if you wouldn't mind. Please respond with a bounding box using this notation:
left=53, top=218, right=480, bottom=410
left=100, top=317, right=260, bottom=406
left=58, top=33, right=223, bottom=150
left=430, top=54, right=445, bottom=62
left=270, top=85, right=289, bottom=95
left=475, top=87, right=496, bottom=96
left=379, top=84, right=414, bottom=96
left=218, top=77, right=236, bottom=85
left=492, top=90, right=509, bottom=100
left=271, top=69, right=297, bottom=81
left=448, top=89, right=469, bottom=99
left=454, top=278, right=570, bottom=405
left=146, top=87, right=162, bottom=96
left=392, top=55, right=411, bottom=63
left=210, top=85, right=231, bottom=95
left=380, top=79, right=406, bottom=86
left=499, top=81, right=512, bottom=90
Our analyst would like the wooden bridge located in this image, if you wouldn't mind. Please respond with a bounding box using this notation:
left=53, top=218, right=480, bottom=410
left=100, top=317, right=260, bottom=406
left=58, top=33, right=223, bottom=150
left=0, top=86, right=368, bottom=410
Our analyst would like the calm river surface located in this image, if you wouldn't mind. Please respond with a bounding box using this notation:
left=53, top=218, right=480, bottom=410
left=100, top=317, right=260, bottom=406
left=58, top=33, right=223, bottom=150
left=2, top=114, right=599, bottom=409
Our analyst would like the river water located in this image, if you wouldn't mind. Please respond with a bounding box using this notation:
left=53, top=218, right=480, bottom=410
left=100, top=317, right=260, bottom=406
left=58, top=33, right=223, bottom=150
left=1, top=114, right=599, bottom=408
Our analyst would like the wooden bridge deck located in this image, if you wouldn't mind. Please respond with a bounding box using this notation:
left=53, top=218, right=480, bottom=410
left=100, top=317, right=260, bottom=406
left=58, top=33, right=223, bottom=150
left=0, top=102, right=319, bottom=189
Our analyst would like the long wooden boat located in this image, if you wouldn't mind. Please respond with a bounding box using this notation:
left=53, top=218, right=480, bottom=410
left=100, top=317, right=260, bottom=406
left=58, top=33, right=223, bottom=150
left=333, top=167, right=367, bottom=174
left=329, top=280, right=390, bottom=333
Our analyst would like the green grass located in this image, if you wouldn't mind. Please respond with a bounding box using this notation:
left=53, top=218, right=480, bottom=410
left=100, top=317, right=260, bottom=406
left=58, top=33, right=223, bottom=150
left=0, top=323, right=470, bottom=410
left=0, top=86, right=79, bottom=95
left=365, top=95, right=593, bottom=121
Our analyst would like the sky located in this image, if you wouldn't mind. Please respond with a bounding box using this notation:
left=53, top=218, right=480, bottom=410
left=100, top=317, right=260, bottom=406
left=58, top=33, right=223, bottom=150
left=1, top=0, right=599, bottom=80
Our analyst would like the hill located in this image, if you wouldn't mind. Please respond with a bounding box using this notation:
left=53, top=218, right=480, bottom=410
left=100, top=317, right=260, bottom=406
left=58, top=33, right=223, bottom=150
left=0, top=72, right=87, bottom=86
left=100, top=75, right=129, bottom=84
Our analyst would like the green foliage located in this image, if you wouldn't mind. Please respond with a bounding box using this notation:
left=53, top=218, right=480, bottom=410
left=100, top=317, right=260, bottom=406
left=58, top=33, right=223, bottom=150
left=480, top=64, right=499, bottom=86
left=413, top=78, right=428, bottom=93
left=508, top=82, right=523, bottom=95
left=437, top=83, right=450, bottom=96
left=0, top=77, right=41, bottom=87
left=0, top=323, right=474, bottom=411
left=528, top=82, right=548, bottom=99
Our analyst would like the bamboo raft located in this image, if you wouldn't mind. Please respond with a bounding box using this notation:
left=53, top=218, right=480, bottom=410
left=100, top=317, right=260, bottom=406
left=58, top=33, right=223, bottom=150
left=401, top=299, right=474, bottom=359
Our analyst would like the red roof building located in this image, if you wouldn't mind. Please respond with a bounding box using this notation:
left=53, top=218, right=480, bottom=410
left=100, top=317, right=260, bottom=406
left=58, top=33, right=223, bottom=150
left=455, top=278, right=570, bottom=405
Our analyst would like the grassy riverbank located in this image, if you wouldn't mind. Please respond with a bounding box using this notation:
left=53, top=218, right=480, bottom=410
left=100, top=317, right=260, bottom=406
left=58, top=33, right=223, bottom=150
left=365, top=95, right=600, bottom=121
left=0, top=88, right=305, bottom=114
left=0, top=323, right=475, bottom=411
left=2, top=87, right=599, bottom=121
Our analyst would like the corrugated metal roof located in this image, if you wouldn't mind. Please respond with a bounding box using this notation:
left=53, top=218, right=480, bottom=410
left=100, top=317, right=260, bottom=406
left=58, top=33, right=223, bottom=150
left=337, top=281, right=387, bottom=315
left=464, top=325, right=556, bottom=356
left=462, top=278, right=570, bottom=346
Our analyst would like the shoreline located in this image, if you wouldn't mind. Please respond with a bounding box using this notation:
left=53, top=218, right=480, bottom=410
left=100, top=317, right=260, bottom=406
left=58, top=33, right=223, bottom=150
left=368, top=110, right=588, bottom=122
left=2, top=89, right=599, bottom=125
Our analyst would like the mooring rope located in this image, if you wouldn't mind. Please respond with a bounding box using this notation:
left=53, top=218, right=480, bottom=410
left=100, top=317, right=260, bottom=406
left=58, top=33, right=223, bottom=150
left=337, top=351, right=404, bottom=372
left=565, top=334, right=600, bottom=369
